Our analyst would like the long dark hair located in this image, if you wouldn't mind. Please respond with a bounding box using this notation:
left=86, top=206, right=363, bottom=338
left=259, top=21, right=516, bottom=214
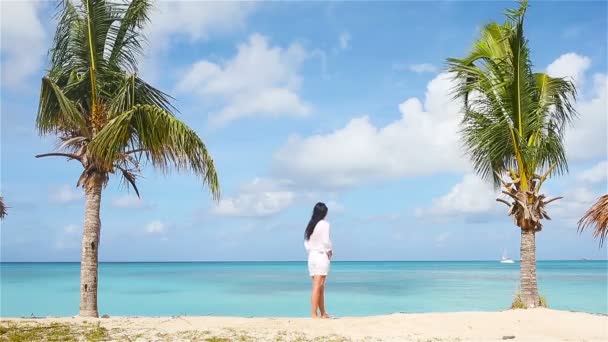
left=304, top=202, right=328, bottom=240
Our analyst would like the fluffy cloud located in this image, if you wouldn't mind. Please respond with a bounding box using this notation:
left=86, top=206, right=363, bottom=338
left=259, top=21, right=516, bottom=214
left=546, top=53, right=591, bottom=87
left=421, top=161, right=606, bottom=224
left=577, top=161, right=608, bottom=184
left=213, top=178, right=296, bottom=217
left=146, top=2, right=256, bottom=51
left=50, top=185, right=83, bottom=204
left=551, top=187, right=601, bottom=223
left=274, top=53, right=605, bottom=189
left=416, top=174, right=501, bottom=222
left=111, top=195, right=147, bottom=209
left=546, top=53, right=607, bottom=161
left=273, top=72, right=467, bottom=188
left=177, top=34, right=310, bottom=126
left=0, top=1, right=47, bottom=88
left=565, top=73, right=607, bottom=160
left=145, top=220, right=166, bottom=234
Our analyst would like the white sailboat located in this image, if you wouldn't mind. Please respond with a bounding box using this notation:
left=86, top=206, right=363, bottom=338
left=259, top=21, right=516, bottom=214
left=500, top=249, right=515, bottom=264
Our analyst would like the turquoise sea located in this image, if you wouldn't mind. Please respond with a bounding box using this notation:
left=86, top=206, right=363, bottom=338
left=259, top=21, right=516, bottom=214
left=1, top=261, right=606, bottom=317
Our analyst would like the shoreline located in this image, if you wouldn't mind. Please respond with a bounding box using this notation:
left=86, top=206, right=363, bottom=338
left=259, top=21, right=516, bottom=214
left=2, top=309, right=607, bottom=341
left=4, top=307, right=608, bottom=319
left=1, top=259, right=607, bottom=263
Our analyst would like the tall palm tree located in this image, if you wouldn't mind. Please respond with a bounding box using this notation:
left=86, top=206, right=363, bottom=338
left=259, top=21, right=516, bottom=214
left=36, top=0, right=220, bottom=317
left=447, top=0, right=577, bottom=308
left=578, top=195, right=608, bottom=247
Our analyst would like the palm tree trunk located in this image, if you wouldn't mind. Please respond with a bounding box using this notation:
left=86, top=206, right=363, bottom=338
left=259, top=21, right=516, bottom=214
left=520, top=228, right=539, bottom=308
left=79, top=174, right=104, bottom=317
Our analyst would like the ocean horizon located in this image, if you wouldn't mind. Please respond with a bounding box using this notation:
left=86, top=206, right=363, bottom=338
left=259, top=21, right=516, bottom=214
left=1, top=260, right=606, bottom=318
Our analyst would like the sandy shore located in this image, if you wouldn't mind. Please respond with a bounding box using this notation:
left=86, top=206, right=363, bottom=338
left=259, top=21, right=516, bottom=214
left=2, top=309, right=607, bottom=341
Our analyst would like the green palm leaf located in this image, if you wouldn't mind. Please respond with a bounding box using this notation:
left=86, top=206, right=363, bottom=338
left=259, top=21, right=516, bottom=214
left=447, top=0, right=576, bottom=189
left=36, top=0, right=219, bottom=200
left=89, top=104, right=220, bottom=199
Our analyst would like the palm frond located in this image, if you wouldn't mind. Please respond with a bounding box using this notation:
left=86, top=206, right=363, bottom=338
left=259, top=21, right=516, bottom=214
left=107, top=0, right=151, bottom=71
left=107, top=74, right=177, bottom=116
left=88, top=104, right=220, bottom=200
left=38, top=0, right=220, bottom=202
left=115, top=165, right=140, bottom=197
left=447, top=0, right=575, bottom=192
left=50, top=0, right=80, bottom=70
left=0, top=196, right=7, bottom=219
left=578, top=195, right=608, bottom=247
left=37, top=77, right=90, bottom=137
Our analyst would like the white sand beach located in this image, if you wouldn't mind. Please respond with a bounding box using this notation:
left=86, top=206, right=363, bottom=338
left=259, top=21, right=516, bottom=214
left=2, top=308, right=607, bottom=341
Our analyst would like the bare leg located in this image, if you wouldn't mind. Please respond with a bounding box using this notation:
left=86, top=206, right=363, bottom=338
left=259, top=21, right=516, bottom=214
left=319, top=276, right=330, bottom=318
left=311, top=276, right=324, bottom=318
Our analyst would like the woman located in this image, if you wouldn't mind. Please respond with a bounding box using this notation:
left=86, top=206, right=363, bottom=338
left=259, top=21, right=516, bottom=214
left=304, top=202, right=333, bottom=318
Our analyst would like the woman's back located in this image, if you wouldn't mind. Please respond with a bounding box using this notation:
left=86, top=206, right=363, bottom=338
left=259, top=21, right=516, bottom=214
left=305, top=220, right=332, bottom=252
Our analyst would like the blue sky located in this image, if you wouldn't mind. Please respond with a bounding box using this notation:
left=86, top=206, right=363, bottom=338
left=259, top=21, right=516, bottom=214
left=1, top=0, right=606, bottom=262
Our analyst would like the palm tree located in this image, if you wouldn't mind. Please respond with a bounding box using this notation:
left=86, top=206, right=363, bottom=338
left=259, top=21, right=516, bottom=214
left=447, top=0, right=577, bottom=308
left=36, top=0, right=220, bottom=317
left=0, top=196, right=6, bottom=219
left=578, top=195, right=608, bottom=247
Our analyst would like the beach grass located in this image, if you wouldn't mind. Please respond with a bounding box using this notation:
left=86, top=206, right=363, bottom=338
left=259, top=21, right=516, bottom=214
left=0, top=320, right=357, bottom=342
left=511, top=292, right=549, bottom=309
left=0, top=321, right=109, bottom=342
left=2, top=309, right=605, bottom=341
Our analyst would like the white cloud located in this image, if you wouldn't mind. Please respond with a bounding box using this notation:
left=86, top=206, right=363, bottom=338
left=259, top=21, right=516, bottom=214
left=338, top=32, right=351, bottom=50
left=416, top=174, right=500, bottom=221
left=145, top=220, right=166, bottom=234
left=0, top=1, right=47, bottom=88
left=147, top=2, right=256, bottom=51
left=547, top=161, right=607, bottom=223
left=551, top=186, right=602, bottom=223
left=273, top=72, right=467, bottom=188
left=50, top=185, right=83, bottom=204
left=177, top=34, right=310, bottom=126
left=421, top=163, right=606, bottom=225
left=408, top=63, right=439, bottom=74
left=111, top=195, right=147, bottom=209
left=213, top=178, right=296, bottom=217
left=547, top=53, right=591, bottom=87
left=272, top=53, right=605, bottom=190
left=577, top=161, right=608, bottom=184
left=546, top=53, right=606, bottom=161
left=565, top=73, right=607, bottom=160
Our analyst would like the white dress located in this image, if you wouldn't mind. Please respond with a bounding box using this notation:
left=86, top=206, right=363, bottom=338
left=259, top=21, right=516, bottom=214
left=304, top=220, right=332, bottom=276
